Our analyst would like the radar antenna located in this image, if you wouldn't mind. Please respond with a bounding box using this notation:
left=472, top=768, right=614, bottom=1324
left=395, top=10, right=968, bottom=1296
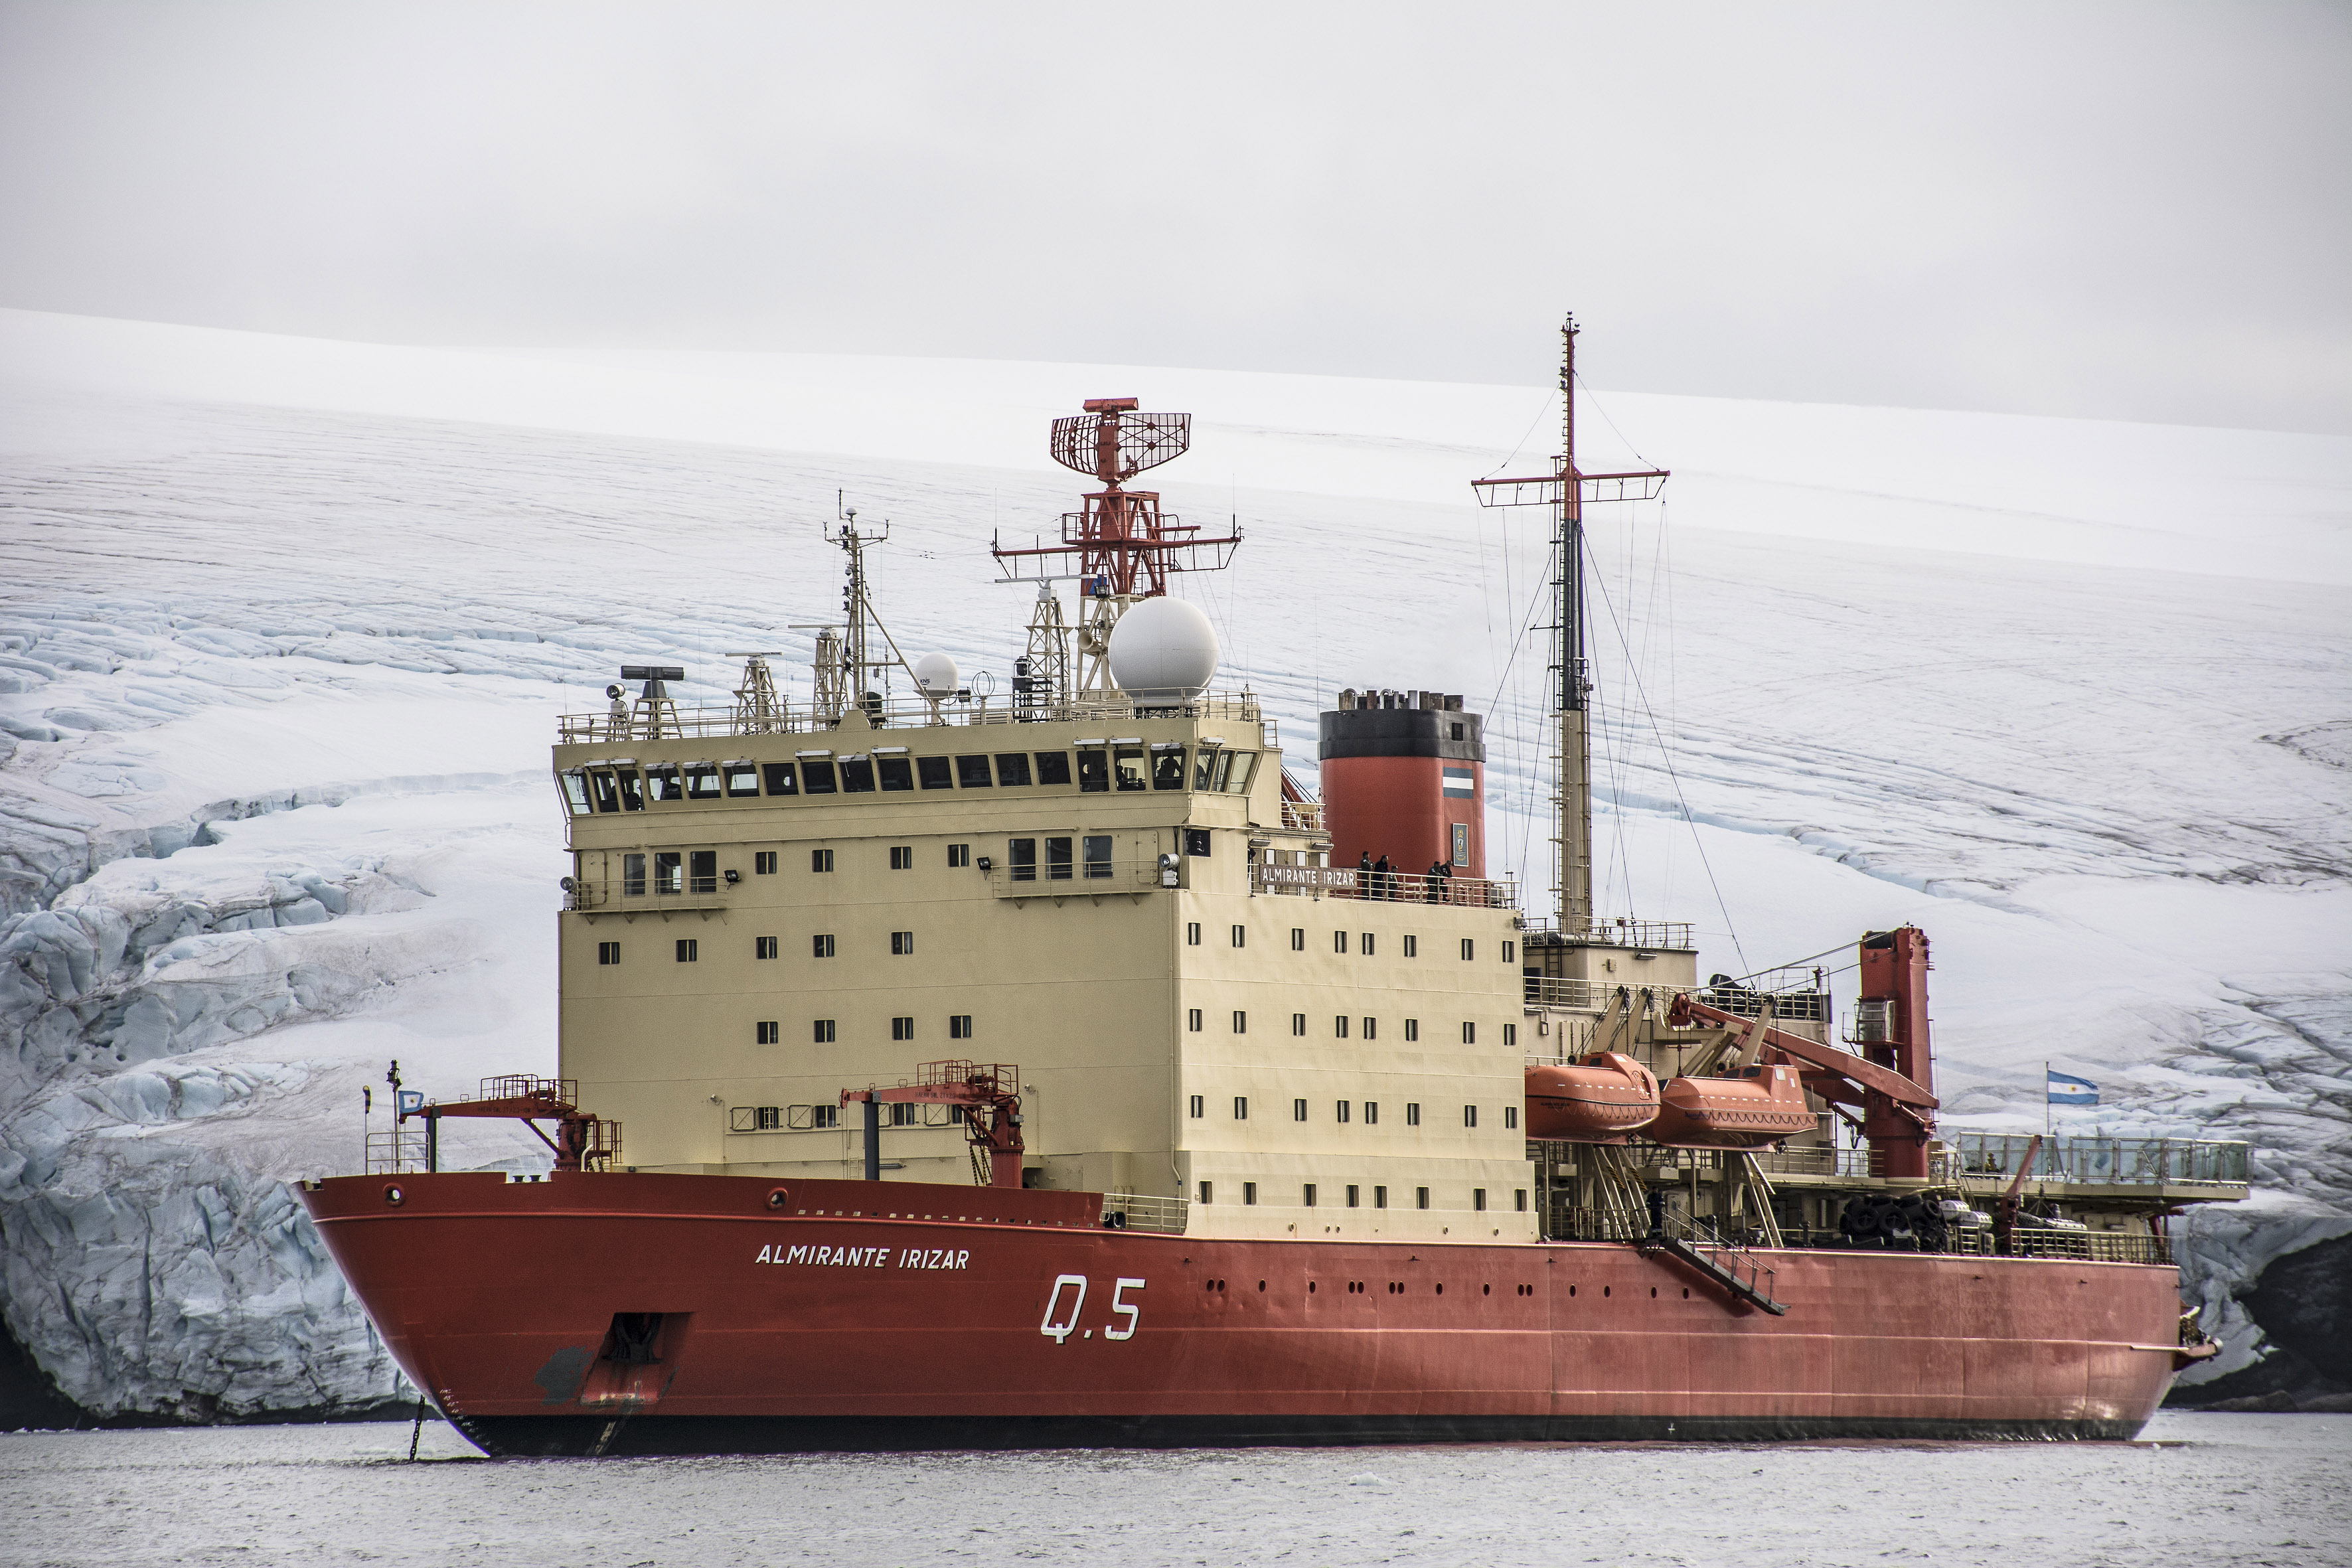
left=992, top=398, right=1241, bottom=698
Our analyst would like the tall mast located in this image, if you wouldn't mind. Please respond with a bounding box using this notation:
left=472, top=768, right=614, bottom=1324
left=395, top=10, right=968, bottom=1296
left=1557, top=317, right=1593, bottom=933
left=1472, top=314, right=1668, bottom=937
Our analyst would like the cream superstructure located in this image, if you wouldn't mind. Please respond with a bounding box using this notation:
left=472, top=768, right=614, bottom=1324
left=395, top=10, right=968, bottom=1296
left=554, top=695, right=1538, bottom=1241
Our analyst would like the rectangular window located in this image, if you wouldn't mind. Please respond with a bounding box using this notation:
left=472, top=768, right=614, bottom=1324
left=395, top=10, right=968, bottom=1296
left=1188, top=1008, right=1203, bottom=1033
left=1223, top=753, right=1257, bottom=794
left=890, top=846, right=912, bottom=870
left=1336, top=1100, right=1351, bottom=1125
left=655, top=851, right=683, bottom=896
left=1193, top=747, right=1219, bottom=791
left=1231, top=924, right=1247, bottom=948
left=1189, top=1094, right=1204, bottom=1119
left=756, top=1021, right=779, bottom=1044
left=1113, top=747, right=1147, bottom=791
left=947, top=843, right=970, bottom=868
left=1405, top=1103, right=1421, bottom=1127
left=1303, top=1183, right=1318, bottom=1208
left=1046, top=836, right=1073, bottom=881
left=1291, top=1013, right=1306, bottom=1037
left=810, top=1105, right=839, bottom=1130
left=645, top=764, right=683, bottom=803
left=1373, top=1186, right=1387, bottom=1210
left=688, top=849, right=716, bottom=894
left=561, top=771, right=591, bottom=816
left=1082, top=834, right=1113, bottom=880
left=840, top=755, right=876, bottom=793
left=1293, top=1098, right=1308, bottom=1122
left=753, top=1105, right=783, bottom=1131
left=675, top=938, right=698, bottom=963
left=1184, top=826, right=1212, bottom=857
left=725, top=760, right=761, bottom=797
left=877, top=756, right=913, bottom=791
left=1474, top=1188, right=1488, bottom=1212
left=587, top=770, right=622, bottom=813
left=1403, top=934, right=1417, bottom=958
left=1504, top=1022, right=1518, bottom=1048
left=615, top=769, right=644, bottom=811
left=1416, top=1186, right=1430, bottom=1210
left=1362, top=1018, right=1377, bottom=1042
left=1243, top=1182, right=1257, bottom=1206
left=892, top=1016, right=914, bottom=1041
left=917, top=755, right=954, bottom=790
left=1231, top=1010, right=1247, bottom=1034
left=1198, top=1181, right=1212, bottom=1205
left=1505, top=1105, right=1519, bottom=1130
left=1346, top=1185, right=1360, bottom=1209
left=811, top=848, right=834, bottom=873
left=1187, top=921, right=1202, bottom=946
left=761, top=762, right=798, bottom=796
left=891, top=931, right=914, bottom=955
left=1502, top=940, right=1516, bottom=964
left=1035, top=751, right=1072, bottom=786
left=754, top=850, right=777, bottom=875
left=1009, top=838, right=1036, bottom=882
left=1515, top=1189, right=1529, bottom=1213
left=622, top=852, right=646, bottom=898
left=994, top=753, right=1032, bottom=787
left=1360, top=933, right=1374, bottom=957
left=597, top=941, right=620, bottom=966
left=1405, top=1018, right=1420, bottom=1042
left=1334, top=931, right=1348, bottom=953
left=813, top=934, right=836, bottom=958
left=814, top=1019, right=836, bottom=1044
left=1364, top=1102, right=1378, bottom=1127
left=755, top=935, right=777, bottom=960
left=889, top=1103, right=920, bottom=1127
left=799, top=758, right=838, bottom=796
left=684, top=764, right=724, bottom=801
left=1460, top=938, right=1474, bottom=961
left=1077, top=748, right=1110, bottom=792
left=949, top=1014, right=972, bottom=1040
left=1233, top=1096, right=1248, bottom=1120
left=956, top=755, right=993, bottom=789
left=1334, top=1015, right=1349, bottom=1040
left=1464, top=1105, right=1478, bottom=1128
left=1291, top=927, right=1305, bottom=951
left=1151, top=745, right=1186, bottom=791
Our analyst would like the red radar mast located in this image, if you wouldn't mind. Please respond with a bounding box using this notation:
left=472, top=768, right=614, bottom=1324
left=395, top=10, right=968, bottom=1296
left=992, top=398, right=1240, bottom=701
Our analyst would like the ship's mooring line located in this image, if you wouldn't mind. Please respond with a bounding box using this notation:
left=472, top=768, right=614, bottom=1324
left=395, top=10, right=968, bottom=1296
left=1587, top=564, right=1749, bottom=971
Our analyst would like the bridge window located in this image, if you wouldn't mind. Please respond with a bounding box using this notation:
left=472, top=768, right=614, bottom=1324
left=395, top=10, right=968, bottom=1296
left=684, top=764, right=723, bottom=800
left=840, top=756, right=876, bottom=793
left=995, top=753, right=1032, bottom=787
left=1152, top=745, right=1186, bottom=790
left=918, top=755, right=953, bottom=790
left=1035, top=751, right=1072, bottom=787
left=725, top=761, right=760, bottom=797
left=1114, top=747, right=1147, bottom=791
left=802, top=759, right=838, bottom=795
left=956, top=755, right=993, bottom=789
left=1077, top=748, right=1110, bottom=792
left=645, top=765, right=684, bottom=803
left=878, top=756, right=913, bottom=791
left=761, top=762, right=797, bottom=796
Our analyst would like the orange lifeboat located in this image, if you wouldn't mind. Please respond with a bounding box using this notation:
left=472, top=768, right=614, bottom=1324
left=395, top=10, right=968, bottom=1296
left=1649, top=1061, right=1814, bottom=1148
left=1524, top=1052, right=1660, bottom=1143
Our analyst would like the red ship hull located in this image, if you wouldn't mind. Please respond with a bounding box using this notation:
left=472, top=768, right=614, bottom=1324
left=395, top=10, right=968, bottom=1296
left=302, top=1171, right=2189, bottom=1455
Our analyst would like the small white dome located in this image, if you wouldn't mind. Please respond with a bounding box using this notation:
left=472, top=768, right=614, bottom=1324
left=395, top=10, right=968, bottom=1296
left=1107, top=597, right=1219, bottom=703
left=912, top=652, right=961, bottom=694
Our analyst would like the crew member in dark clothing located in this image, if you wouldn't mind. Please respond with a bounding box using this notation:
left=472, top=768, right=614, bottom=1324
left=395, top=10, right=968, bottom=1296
left=1358, top=850, right=1373, bottom=899
left=1373, top=854, right=1392, bottom=901
left=1425, top=859, right=1445, bottom=902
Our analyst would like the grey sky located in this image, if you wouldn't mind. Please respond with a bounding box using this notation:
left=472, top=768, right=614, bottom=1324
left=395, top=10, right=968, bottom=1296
left=2, top=1, right=2346, bottom=433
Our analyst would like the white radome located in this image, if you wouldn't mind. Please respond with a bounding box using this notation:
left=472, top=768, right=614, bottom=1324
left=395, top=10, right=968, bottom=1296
left=912, top=652, right=960, bottom=694
left=1107, top=596, right=1219, bottom=703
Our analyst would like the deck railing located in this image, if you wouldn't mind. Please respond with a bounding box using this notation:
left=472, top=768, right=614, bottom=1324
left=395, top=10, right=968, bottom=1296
left=1952, top=1133, right=2249, bottom=1189
left=1102, top=1193, right=1189, bottom=1235
left=559, top=691, right=1268, bottom=744
left=1523, top=917, right=1696, bottom=951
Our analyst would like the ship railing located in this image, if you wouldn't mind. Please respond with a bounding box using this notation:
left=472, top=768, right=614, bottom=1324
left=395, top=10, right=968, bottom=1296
left=1326, top=871, right=1519, bottom=909
left=1523, top=977, right=1699, bottom=1014
left=556, top=691, right=1267, bottom=744
left=1522, top=917, right=1696, bottom=951
left=987, top=856, right=1167, bottom=898
left=1951, top=1133, right=2250, bottom=1190
left=1101, top=1193, right=1189, bottom=1235
left=1279, top=799, right=1323, bottom=832
left=364, top=1127, right=429, bottom=1176
left=564, top=880, right=730, bottom=915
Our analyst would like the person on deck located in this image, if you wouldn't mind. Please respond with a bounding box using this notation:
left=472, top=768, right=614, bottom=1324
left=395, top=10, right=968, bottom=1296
left=1373, top=854, right=1393, bottom=901
left=1358, top=850, right=1373, bottom=900
left=1425, top=860, right=1444, bottom=903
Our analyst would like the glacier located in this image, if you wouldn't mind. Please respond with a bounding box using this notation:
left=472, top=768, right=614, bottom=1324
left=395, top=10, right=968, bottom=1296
left=1, top=307, right=2347, bottom=1419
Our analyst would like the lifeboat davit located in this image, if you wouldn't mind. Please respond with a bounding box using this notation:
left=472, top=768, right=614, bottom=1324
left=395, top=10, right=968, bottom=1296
left=1524, top=1052, right=1660, bottom=1142
left=1648, top=1061, right=1814, bottom=1148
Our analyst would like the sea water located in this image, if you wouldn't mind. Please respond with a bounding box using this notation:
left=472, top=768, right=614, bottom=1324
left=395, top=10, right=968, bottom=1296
left=5, top=1413, right=2347, bottom=1567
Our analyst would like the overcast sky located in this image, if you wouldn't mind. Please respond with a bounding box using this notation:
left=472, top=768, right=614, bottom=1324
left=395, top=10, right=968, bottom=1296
left=2, top=2, right=2347, bottom=433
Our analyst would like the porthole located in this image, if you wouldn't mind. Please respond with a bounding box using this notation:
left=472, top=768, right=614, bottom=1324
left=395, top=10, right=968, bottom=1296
left=1258, top=1281, right=1267, bottom=1293
left=1682, top=1287, right=1690, bottom=1299
left=1651, top=1287, right=1658, bottom=1298
left=1604, top=1286, right=1611, bottom=1297
left=1435, top=1284, right=1444, bottom=1295
left=1482, top=1284, right=1490, bottom=1296
left=1569, top=1285, right=1577, bottom=1297
left=383, top=1185, right=404, bottom=1206
left=1309, top=1281, right=1318, bottom=1294
left=767, top=1188, right=790, bottom=1210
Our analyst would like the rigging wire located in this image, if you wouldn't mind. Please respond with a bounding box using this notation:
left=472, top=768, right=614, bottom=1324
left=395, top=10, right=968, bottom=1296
left=1571, top=372, right=1658, bottom=471
left=1587, top=560, right=1750, bottom=972
left=1481, top=387, right=1561, bottom=481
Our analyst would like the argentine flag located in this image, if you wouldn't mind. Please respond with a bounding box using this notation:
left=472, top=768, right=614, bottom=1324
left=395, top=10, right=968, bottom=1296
left=2047, top=1069, right=2098, bottom=1106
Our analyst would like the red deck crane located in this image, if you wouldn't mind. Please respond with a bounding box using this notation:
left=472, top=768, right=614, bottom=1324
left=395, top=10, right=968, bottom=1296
left=842, top=1060, right=1026, bottom=1188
